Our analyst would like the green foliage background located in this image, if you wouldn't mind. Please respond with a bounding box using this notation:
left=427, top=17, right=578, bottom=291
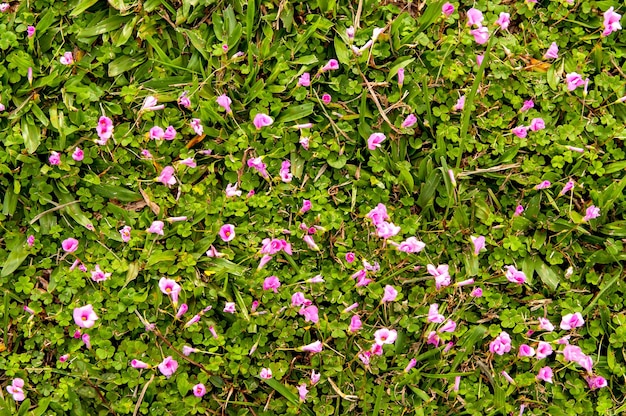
left=0, top=0, right=625, bottom=414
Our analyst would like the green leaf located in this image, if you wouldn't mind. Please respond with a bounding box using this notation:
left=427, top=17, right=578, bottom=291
left=78, top=16, right=130, bottom=38
left=334, top=36, right=350, bottom=65
left=70, top=0, right=99, bottom=17
left=417, top=169, right=441, bottom=209
left=17, top=398, right=31, bottom=416
left=277, top=103, right=314, bottom=124
left=264, top=378, right=315, bottom=416
left=450, top=325, right=486, bottom=371
left=534, top=259, right=560, bottom=291
left=146, top=251, right=177, bottom=267
left=246, top=0, right=256, bottom=42
left=108, top=54, right=146, bottom=77
left=89, top=184, right=141, bottom=202
left=21, top=115, right=41, bottom=154
left=1, top=237, right=29, bottom=278
left=547, top=64, right=559, bottom=91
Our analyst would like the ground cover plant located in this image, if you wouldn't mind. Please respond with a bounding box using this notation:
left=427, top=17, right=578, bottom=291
left=0, top=0, right=625, bottom=414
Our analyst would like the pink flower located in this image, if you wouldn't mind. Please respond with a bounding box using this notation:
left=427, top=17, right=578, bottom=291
left=395, top=237, right=426, bottom=253
left=566, top=73, right=586, bottom=91
left=476, top=54, right=484, bottom=66
left=294, top=123, right=313, bottom=129
left=161, top=126, right=176, bottom=140
left=453, top=95, right=465, bottom=111
left=322, top=93, right=332, bottom=105
left=178, top=92, right=191, bottom=109
left=225, top=183, right=242, bottom=197
left=209, top=326, right=218, bottom=339
left=217, top=94, right=232, bottom=113
left=184, top=314, right=202, bottom=328
left=307, top=274, right=324, bottom=283
left=427, top=264, right=451, bottom=289
left=346, top=26, right=355, bottom=39
left=505, top=265, right=526, bottom=284
left=495, top=12, right=510, bottom=30
left=279, top=160, right=293, bottom=182
left=131, top=359, right=149, bottom=369
left=49, top=151, right=61, bottom=166
left=119, top=225, right=131, bottom=242
left=382, top=285, right=398, bottom=302
left=298, top=72, right=311, bottom=87
left=345, top=252, right=355, bottom=263
left=376, top=221, right=401, bottom=239
left=536, top=366, right=553, bottom=383
left=141, top=149, right=153, bottom=159
left=368, top=133, right=386, bottom=150
left=470, top=235, right=485, bottom=255
left=26, top=235, right=35, bottom=248
left=544, top=42, right=559, bottom=59
left=535, top=180, right=551, bottom=190
left=82, top=333, right=91, bottom=349
left=355, top=272, right=372, bottom=287
left=349, top=315, right=362, bottom=332
left=343, top=302, right=359, bottom=313
left=310, top=370, right=321, bottom=384
left=404, top=358, right=417, bottom=373
left=90, top=265, right=111, bottom=282
left=291, top=292, right=308, bottom=307
left=73, top=304, right=99, bottom=328
left=559, top=180, right=575, bottom=196
left=520, top=100, right=534, bottom=112
left=62, top=238, right=79, bottom=253
left=72, top=147, right=84, bottom=161
left=297, top=384, right=309, bottom=402
left=147, top=220, right=165, bottom=235
left=301, top=340, right=323, bottom=353
left=149, top=126, right=164, bottom=140
left=470, top=26, right=489, bottom=44
left=397, top=68, right=405, bottom=87
left=466, top=8, right=484, bottom=27
left=263, top=276, right=281, bottom=292
left=358, top=351, right=371, bottom=365
left=512, top=126, right=529, bottom=138
left=0, top=4, right=9, bottom=12
left=401, top=114, right=417, bottom=128
left=303, top=235, right=320, bottom=251
left=300, top=199, right=312, bottom=213
left=374, top=328, right=397, bottom=345
left=141, top=96, right=165, bottom=112
left=299, top=305, right=319, bottom=323
left=158, top=277, right=181, bottom=305
left=193, top=383, right=207, bottom=397
left=439, top=319, right=457, bottom=333
left=427, top=331, right=440, bottom=347
left=582, top=205, right=600, bottom=222
left=320, top=59, right=339, bottom=72
left=253, top=113, right=273, bottom=129
left=371, top=343, right=383, bottom=355
left=470, top=287, right=483, bottom=297
left=428, top=303, right=445, bottom=323
left=182, top=346, right=197, bottom=356
left=536, top=341, right=553, bottom=359
left=518, top=344, right=535, bottom=357
left=456, top=278, right=474, bottom=287
left=27, top=25, right=36, bottom=38
left=175, top=304, right=188, bottom=319
left=224, top=302, right=236, bottom=313
left=586, top=375, right=607, bottom=390
left=158, top=356, right=178, bottom=378
left=157, top=166, right=177, bottom=186
left=367, top=203, right=389, bottom=226
left=560, top=312, right=584, bottom=330
left=60, top=51, right=74, bottom=65
left=260, top=368, right=272, bottom=379
left=247, top=157, right=269, bottom=178
left=489, top=331, right=511, bottom=355
left=190, top=118, right=204, bottom=135
left=602, top=7, right=622, bottom=37
left=96, top=116, right=114, bottom=144
left=442, top=2, right=454, bottom=17
left=530, top=118, right=545, bottom=131
left=501, top=371, right=515, bottom=384
left=538, top=317, right=555, bottom=332
left=6, top=378, right=26, bottom=402
left=219, top=224, right=235, bottom=242
left=514, top=204, right=524, bottom=216
left=179, top=158, right=196, bottom=168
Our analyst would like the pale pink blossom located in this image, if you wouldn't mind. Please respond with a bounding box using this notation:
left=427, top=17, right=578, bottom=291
left=427, top=331, right=440, bottom=347
left=158, top=277, right=181, bottom=305
left=219, top=224, right=235, bottom=242
left=520, top=100, right=534, bottom=112
left=343, top=303, right=359, bottom=313
left=439, top=319, right=457, bottom=333
left=175, top=304, right=188, bottom=319
left=582, top=206, right=600, bottom=222
left=307, top=274, right=324, bottom=283
left=279, top=160, right=293, bottom=182
left=301, top=340, right=323, bottom=353
left=404, top=358, right=417, bottom=373
left=297, top=384, right=309, bottom=402
left=147, top=220, right=165, bottom=235
left=501, top=371, right=515, bottom=384
left=376, top=221, right=401, bottom=239
left=428, top=303, right=445, bottom=323
left=224, top=302, right=236, bottom=313
left=141, top=96, right=165, bottom=112
left=303, top=235, right=320, bottom=251
left=466, top=8, right=484, bottom=27
left=586, top=375, right=607, bottom=390
left=299, top=305, right=319, bottom=323
left=311, top=370, right=321, bottom=384
left=530, top=118, right=545, bottom=131
left=358, top=351, right=371, bottom=365
left=190, top=118, right=204, bottom=135
left=367, top=203, right=389, bottom=226
left=193, top=383, right=207, bottom=397
left=300, top=199, right=312, bottom=213
left=263, top=276, right=281, bottom=292
left=60, top=51, right=74, bottom=65
left=560, top=312, right=584, bottom=330
left=514, top=204, right=524, bottom=216
left=535, top=180, right=551, bottom=190
left=349, top=315, right=362, bottom=332
left=150, top=126, right=165, bottom=140
left=206, top=245, right=225, bottom=258
left=90, top=265, right=111, bottom=282
left=397, top=68, right=405, bottom=87
left=453, top=95, right=465, bottom=111
left=470, top=235, right=485, bottom=255
left=538, top=317, right=555, bottom=332
left=178, top=92, right=191, bottom=109
left=476, top=54, right=484, bottom=66
left=374, top=328, right=397, bottom=345
left=489, top=331, right=511, bottom=355
left=427, top=264, right=451, bottom=289
left=566, top=73, right=586, bottom=91
left=73, top=304, right=99, bottom=328
left=320, top=59, right=339, bottom=72
left=536, top=341, right=553, bottom=359
left=512, top=126, right=529, bottom=138
left=298, top=72, right=311, bottom=87
left=260, top=368, right=272, bottom=379
left=559, top=180, right=575, bottom=196
left=6, top=378, right=26, bottom=402
left=253, top=113, right=273, bottom=129
left=182, top=346, right=197, bottom=356
left=505, top=265, right=526, bottom=284
left=62, top=238, right=79, bottom=253
left=157, top=166, right=176, bottom=186
left=495, top=12, right=510, bottom=30
left=518, top=344, right=535, bottom=357
left=442, top=2, right=454, bottom=17
left=602, top=7, right=622, bottom=37
left=163, top=126, right=176, bottom=140
left=536, top=366, right=553, bottom=383
left=217, top=94, right=232, bottom=113
left=367, top=133, right=386, bottom=150
left=393, top=237, right=426, bottom=253
left=544, top=42, right=559, bottom=59
left=208, top=326, right=218, bottom=339
left=381, top=285, right=398, bottom=302
left=179, top=158, right=196, bottom=168
left=158, top=356, right=178, bottom=378
left=401, top=114, right=417, bottom=128
left=225, top=183, right=242, bottom=197
left=72, top=147, right=84, bottom=161
left=247, top=157, right=269, bottom=178
left=291, top=292, right=308, bottom=307
left=470, top=287, right=483, bottom=297
left=49, top=151, right=61, bottom=166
